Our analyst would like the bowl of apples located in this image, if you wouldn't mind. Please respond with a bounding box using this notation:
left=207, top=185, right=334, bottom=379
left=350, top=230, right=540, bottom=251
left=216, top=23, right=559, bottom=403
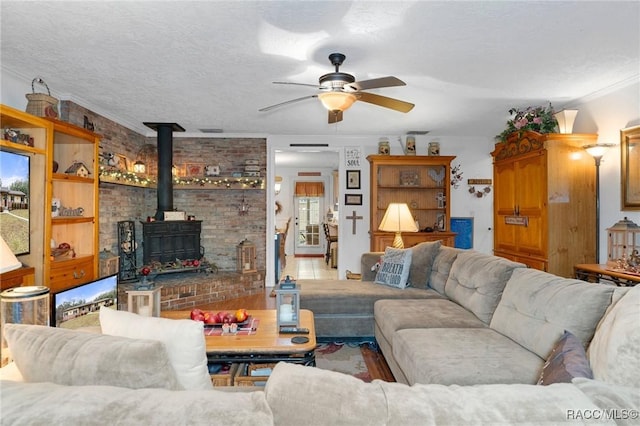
left=190, top=308, right=250, bottom=328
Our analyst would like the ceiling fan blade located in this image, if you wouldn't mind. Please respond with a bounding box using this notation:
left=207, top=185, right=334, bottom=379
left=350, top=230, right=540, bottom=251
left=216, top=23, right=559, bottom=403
left=258, top=95, right=318, bottom=112
left=357, top=92, right=414, bottom=113
left=273, top=81, right=321, bottom=89
left=328, top=110, right=343, bottom=124
left=345, top=76, right=406, bottom=91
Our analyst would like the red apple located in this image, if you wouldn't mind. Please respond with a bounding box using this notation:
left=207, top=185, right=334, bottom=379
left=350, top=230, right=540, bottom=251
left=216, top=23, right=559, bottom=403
left=192, top=259, right=200, bottom=267
left=190, top=309, right=204, bottom=322
left=141, top=266, right=151, bottom=276
left=203, top=311, right=217, bottom=324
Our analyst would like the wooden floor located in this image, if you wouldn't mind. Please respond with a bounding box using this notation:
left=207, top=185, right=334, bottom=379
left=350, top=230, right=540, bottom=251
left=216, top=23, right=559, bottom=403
left=196, top=288, right=396, bottom=382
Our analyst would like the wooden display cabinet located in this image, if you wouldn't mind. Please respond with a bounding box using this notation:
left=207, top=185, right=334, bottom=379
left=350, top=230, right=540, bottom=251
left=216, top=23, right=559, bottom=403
left=44, top=118, right=100, bottom=292
left=367, top=155, right=457, bottom=251
left=492, top=131, right=597, bottom=277
left=0, top=105, right=51, bottom=287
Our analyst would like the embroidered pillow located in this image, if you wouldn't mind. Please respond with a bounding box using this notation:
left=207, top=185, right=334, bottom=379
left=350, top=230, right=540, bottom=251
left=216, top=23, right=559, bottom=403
left=374, top=247, right=412, bottom=289
left=537, top=330, right=593, bottom=385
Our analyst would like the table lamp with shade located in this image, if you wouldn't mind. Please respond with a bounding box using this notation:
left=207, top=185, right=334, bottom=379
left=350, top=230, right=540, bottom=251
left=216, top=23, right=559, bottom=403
left=378, top=203, right=419, bottom=249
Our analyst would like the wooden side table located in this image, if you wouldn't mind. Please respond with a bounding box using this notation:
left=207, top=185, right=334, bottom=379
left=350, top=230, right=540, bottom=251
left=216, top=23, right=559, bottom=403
left=0, top=266, right=35, bottom=291
left=574, top=264, right=640, bottom=287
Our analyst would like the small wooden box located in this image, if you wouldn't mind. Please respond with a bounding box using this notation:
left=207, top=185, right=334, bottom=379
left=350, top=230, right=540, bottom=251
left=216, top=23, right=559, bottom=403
left=233, top=363, right=277, bottom=387
left=210, top=363, right=239, bottom=386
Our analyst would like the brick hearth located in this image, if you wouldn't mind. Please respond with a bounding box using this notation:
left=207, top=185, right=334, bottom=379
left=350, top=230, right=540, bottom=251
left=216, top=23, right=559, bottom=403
left=118, top=271, right=265, bottom=311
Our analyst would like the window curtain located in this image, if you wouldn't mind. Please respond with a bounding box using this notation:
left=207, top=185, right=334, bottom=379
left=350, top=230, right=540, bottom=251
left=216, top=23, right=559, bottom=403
left=295, top=182, right=324, bottom=197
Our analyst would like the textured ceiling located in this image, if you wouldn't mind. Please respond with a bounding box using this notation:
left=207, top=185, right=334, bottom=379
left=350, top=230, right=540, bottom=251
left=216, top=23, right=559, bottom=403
left=1, top=1, right=639, bottom=140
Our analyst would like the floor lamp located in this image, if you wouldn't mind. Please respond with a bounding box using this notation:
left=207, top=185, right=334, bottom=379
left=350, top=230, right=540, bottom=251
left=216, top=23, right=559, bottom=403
left=584, top=143, right=615, bottom=263
left=378, top=203, right=418, bottom=249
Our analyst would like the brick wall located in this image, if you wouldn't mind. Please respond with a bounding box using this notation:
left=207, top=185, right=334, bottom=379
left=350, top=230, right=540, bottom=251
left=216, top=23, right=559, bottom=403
left=118, top=271, right=265, bottom=311
left=61, top=101, right=267, bottom=278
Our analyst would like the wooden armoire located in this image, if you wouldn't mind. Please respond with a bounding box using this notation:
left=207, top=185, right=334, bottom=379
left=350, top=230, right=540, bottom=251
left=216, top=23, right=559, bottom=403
left=491, top=131, right=598, bottom=277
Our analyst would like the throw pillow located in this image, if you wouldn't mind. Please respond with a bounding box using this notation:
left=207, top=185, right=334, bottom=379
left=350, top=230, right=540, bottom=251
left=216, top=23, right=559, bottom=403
left=374, top=247, right=412, bottom=289
left=407, top=241, right=442, bottom=289
left=3, top=323, right=181, bottom=389
left=587, top=284, right=640, bottom=388
left=537, top=330, right=593, bottom=385
left=99, top=307, right=213, bottom=390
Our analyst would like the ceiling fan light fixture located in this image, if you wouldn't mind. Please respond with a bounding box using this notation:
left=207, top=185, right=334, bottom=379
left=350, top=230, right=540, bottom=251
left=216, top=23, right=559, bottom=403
left=318, top=92, right=357, bottom=112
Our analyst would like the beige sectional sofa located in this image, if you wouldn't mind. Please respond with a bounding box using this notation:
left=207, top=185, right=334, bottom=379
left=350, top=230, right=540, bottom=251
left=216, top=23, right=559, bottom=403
left=298, top=242, right=630, bottom=387
left=1, top=241, right=639, bottom=424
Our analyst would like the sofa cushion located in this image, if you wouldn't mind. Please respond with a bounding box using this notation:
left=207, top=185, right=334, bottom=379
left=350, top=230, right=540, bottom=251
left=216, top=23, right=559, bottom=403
left=428, top=245, right=463, bottom=295
left=444, top=251, right=524, bottom=324
left=100, top=307, right=212, bottom=390
left=265, top=362, right=388, bottom=426
left=0, top=380, right=273, bottom=426
left=490, top=268, right=616, bottom=360
left=587, top=284, right=640, bottom=388
left=374, top=247, right=412, bottom=288
left=380, top=380, right=608, bottom=425
left=267, top=362, right=605, bottom=426
left=537, top=331, right=593, bottom=385
left=299, top=279, right=442, bottom=316
left=374, top=299, right=486, bottom=342
left=573, top=378, right=640, bottom=426
left=407, top=241, right=441, bottom=288
left=3, top=323, right=180, bottom=389
left=392, top=328, right=544, bottom=385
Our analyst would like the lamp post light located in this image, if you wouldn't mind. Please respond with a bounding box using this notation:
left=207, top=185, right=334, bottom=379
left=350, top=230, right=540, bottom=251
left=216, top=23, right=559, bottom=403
left=584, top=143, right=616, bottom=263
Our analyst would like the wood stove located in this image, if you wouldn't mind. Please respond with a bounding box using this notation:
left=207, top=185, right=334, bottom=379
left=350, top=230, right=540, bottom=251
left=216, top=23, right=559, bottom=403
left=141, top=220, right=202, bottom=264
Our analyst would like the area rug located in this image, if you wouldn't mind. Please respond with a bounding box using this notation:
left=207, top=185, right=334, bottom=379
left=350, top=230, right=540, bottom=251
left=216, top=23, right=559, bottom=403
left=315, top=342, right=372, bottom=382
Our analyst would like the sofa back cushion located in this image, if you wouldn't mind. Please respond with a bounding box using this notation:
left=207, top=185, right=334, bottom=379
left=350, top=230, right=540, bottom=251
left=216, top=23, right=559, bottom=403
left=490, top=268, right=616, bottom=360
left=587, top=284, right=639, bottom=388
left=407, top=241, right=442, bottom=289
left=428, top=245, right=463, bottom=295
left=3, top=323, right=181, bottom=389
left=444, top=251, right=524, bottom=324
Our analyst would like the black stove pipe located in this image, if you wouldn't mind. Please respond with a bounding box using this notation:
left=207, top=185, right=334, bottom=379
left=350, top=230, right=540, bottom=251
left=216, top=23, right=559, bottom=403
left=143, top=122, right=185, bottom=220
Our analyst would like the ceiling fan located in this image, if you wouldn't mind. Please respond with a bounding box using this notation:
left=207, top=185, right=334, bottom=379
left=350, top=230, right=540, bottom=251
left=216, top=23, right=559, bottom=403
left=259, top=53, right=414, bottom=123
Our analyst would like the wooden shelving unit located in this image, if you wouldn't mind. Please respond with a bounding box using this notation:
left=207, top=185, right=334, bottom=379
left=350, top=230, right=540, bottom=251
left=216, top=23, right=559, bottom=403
left=45, top=117, right=100, bottom=293
left=0, top=105, right=52, bottom=287
left=367, top=155, right=457, bottom=251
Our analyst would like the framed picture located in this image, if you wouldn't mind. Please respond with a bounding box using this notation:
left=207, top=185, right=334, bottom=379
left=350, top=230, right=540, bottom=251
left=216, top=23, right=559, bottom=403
left=436, top=213, right=446, bottom=231
left=115, top=154, right=129, bottom=171
left=345, top=193, right=362, bottom=206
left=345, top=147, right=362, bottom=168
left=184, top=163, right=205, bottom=177
left=346, top=170, right=361, bottom=189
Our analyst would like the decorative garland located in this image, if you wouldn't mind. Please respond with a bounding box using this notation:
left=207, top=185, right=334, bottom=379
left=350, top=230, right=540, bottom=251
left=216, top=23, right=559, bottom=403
left=99, top=166, right=264, bottom=188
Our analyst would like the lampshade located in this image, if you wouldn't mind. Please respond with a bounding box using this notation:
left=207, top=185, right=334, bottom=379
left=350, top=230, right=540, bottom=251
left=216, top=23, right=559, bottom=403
left=318, top=92, right=357, bottom=112
left=554, top=109, right=579, bottom=134
left=378, top=203, right=419, bottom=249
left=0, top=235, right=21, bottom=274
left=584, top=143, right=615, bottom=159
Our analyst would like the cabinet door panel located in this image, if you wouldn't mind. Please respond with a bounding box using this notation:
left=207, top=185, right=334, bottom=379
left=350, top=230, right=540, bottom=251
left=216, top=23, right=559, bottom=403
left=516, top=153, right=546, bottom=213
left=494, top=161, right=517, bottom=252
left=516, top=215, right=546, bottom=257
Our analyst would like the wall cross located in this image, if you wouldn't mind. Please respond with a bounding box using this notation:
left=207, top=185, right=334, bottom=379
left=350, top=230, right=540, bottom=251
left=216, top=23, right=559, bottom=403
left=346, top=210, right=363, bottom=235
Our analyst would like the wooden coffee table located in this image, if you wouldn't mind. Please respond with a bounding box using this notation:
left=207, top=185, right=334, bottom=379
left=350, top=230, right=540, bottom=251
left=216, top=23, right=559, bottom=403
left=161, top=309, right=316, bottom=366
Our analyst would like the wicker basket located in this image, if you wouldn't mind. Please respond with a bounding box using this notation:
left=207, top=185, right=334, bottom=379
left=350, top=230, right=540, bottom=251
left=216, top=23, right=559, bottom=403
left=210, top=363, right=239, bottom=386
left=233, top=363, right=277, bottom=387
left=25, top=78, right=58, bottom=118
